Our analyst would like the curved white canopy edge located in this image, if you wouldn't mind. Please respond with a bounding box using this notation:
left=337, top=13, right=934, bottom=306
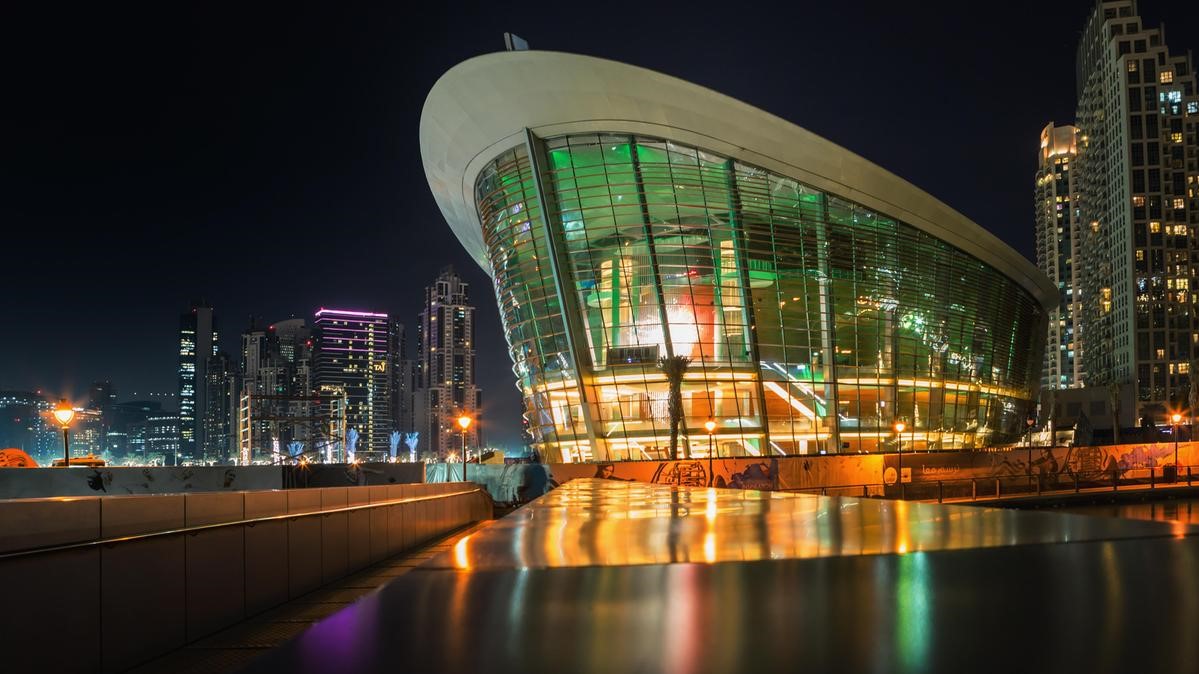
left=420, top=51, right=1057, bottom=311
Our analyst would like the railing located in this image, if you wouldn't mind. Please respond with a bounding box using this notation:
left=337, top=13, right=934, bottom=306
left=0, top=483, right=491, bottom=674
left=784, top=465, right=1199, bottom=504
left=0, top=486, right=485, bottom=560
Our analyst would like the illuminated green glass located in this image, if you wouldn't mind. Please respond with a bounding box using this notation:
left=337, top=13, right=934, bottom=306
left=476, top=135, right=1045, bottom=461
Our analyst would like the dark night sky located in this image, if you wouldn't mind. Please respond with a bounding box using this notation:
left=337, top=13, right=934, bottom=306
left=3, top=1, right=1198, bottom=447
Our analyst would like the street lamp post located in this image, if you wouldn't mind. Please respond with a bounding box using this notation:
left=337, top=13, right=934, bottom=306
left=1172, top=412, right=1183, bottom=471
left=894, top=420, right=906, bottom=499
left=53, top=399, right=75, bottom=467
left=457, top=414, right=472, bottom=482
left=704, top=419, right=716, bottom=486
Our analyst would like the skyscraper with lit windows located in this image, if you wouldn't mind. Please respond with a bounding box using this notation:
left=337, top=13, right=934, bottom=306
left=313, top=308, right=392, bottom=458
left=1035, top=123, right=1084, bottom=390
left=1073, top=0, right=1199, bottom=420
left=390, top=323, right=416, bottom=437
left=0, top=391, right=57, bottom=462
left=178, top=303, right=218, bottom=462
left=203, top=352, right=237, bottom=461
left=417, top=268, right=481, bottom=459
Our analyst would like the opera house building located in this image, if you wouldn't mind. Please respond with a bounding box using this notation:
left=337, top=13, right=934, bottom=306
left=421, top=51, right=1054, bottom=462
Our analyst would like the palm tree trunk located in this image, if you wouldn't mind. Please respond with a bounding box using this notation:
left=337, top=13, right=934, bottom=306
left=674, top=391, right=688, bottom=459
left=1109, top=383, right=1121, bottom=445
left=1189, top=361, right=1198, bottom=432
left=658, top=355, right=691, bottom=461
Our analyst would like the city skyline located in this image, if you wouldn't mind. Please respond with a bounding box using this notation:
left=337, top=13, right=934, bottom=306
left=1032, top=0, right=1199, bottom=434
left=0, top=279, right=482, bottom=464
left=6, top=5, right=1199, bottom=671
left=4, top=1, right=1199, bottom=450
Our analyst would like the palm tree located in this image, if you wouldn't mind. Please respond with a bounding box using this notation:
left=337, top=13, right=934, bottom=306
left=657, top=355, right=692, bottom=460
left=1189, top=360, right=1199, bottom=430
left=1046, top=387, right=1057, bottom=447
left=1108, top=382, right=1121, bottom=445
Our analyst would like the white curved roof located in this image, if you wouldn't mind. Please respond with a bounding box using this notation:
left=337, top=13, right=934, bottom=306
left=420, top=51, right=1057, bottom=311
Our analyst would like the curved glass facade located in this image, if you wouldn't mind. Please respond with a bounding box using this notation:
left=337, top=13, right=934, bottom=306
left=475, top=134, right=1046, bottom=462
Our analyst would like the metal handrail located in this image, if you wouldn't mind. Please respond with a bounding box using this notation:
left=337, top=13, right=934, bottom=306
left=0, top=485, right=485, bottom=561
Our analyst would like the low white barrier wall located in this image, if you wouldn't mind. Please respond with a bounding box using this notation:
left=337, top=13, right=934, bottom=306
left=0, top=482, right=490, bottom=673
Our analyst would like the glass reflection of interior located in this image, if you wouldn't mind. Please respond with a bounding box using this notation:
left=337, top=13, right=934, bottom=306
left=475, top=134, right=1044, bottom=462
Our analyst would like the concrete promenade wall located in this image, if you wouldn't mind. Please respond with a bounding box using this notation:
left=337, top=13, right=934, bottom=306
left=432, top=441, right=1199, bottom=503
left=882, top=440, right=1199, bottom=488
left=0, top=462, right=425, bottom=499
left=0, top=481, right=487, bottom=673
left=429, top=454, right=885, bottom=502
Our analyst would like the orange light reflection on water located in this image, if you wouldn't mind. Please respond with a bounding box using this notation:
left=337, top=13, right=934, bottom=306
left=454, top=535, right=471, bottom=570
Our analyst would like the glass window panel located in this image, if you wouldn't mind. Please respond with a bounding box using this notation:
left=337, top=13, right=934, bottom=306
left=476, top=134, right=1046, bottom=459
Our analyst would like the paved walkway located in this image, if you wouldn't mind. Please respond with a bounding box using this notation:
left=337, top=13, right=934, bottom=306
left=131, top=522, right=489, bottom=674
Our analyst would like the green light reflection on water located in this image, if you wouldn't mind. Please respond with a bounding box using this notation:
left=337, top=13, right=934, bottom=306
left=896, top=551, right=931, bottom=672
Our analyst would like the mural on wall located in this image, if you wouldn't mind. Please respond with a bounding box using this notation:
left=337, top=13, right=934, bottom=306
left=551, top=459, right=779, bottom=490
left=296, top=461, right=426, bottom=487
left=426, top=441, right=1199, bottom=504
left=881, top=441, right=1199, bottom=488
left=426, top=462, right=549, bottom=503
left=86, top=469, right=110, bottom=492
left=428, top=455, right=887, bottom=503
left=0, top=462, right=426, bottom=499
left=0, top=465, right=282, bottom=499
left=549, top=456, right=887, bottom=492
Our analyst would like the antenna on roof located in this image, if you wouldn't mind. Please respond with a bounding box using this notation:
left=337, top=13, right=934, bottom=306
left=504, top=33, right=529, bottom=51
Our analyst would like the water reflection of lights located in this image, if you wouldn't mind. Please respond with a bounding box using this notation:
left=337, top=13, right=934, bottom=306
left=1174, top=521, right=1189, bottom=539
left=896, top=552, right=931, bottom=671
left=664, top=565, right=701, bottom=673
left=703, top=531, right=716, bottom=563
left=454, top=535, right=471, bottom=570
left=446, top=480, right=1181, bottom=571
left=704, top=488, right=718, bottom=563
left=895, top=499, right=911, bottom=554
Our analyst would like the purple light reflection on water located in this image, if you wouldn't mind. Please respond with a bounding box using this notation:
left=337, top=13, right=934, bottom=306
left=296, top=593, right=383, bottom=670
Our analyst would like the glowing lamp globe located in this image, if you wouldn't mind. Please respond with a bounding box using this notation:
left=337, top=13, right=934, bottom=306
left=704, top=419, right=716, bottom=434
left=1172, top=413, right=1183, bottom=424
left=53, top=400, right=75, bottom=427
left=457, top=415, right=472, bottom=431
left=893, top=421, right=906, bottom=434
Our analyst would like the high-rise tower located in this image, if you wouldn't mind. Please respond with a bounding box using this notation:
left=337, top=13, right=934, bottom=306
left=87, top=381, right=117, bottom=455
left=1035, top=123, right=1084, bottom=390
left=0, top=391, right=57, bottom=461
left=313, top=308, right=393, bottom=459
left=1074, top=0, right=1199, bottom=420
left=179, top=303, right=218, bottom=462
left=237, top=318, right=323, bottom=463
left=390, top=323, right=415, bottom=437
left=416, top=267, right=481, bottom=458
left=203, top=352, right=237, bottom=462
